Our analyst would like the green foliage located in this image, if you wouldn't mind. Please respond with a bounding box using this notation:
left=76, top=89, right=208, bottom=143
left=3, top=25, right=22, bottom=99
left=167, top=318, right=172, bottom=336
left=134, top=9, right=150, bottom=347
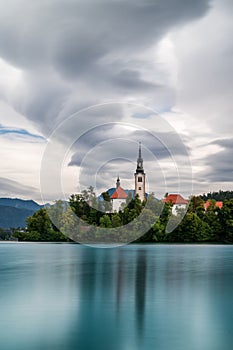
left=218, top=199, right=233, bottom=242
left=7, top=190, right=233, bottom=244
left=15, top=208, right=69, bottom=242
left=201, top=190, right=233, bottom=201
left=188, top=196, right=204, bottom=215
left=167, top=212, right=211, bottom=243
left=126, top=192, right=133, bottom=205
left=100, top=215, right=112, bottom=228
left=111, top=213, right=122, bottom=227
left=100, top=192, right=112, bottom=212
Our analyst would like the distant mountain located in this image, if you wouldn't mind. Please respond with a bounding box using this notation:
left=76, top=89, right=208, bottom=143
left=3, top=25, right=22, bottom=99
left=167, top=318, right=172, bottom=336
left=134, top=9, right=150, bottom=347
left=0, top=205, right=34, bottom=229
left=0, top=198, right=41, bottom=211
left=0, top=198, right=43, bottom=229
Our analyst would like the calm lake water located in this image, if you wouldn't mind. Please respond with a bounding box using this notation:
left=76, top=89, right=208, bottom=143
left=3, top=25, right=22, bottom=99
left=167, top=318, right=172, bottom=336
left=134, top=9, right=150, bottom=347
left=0, top=243, right=233, bottom=350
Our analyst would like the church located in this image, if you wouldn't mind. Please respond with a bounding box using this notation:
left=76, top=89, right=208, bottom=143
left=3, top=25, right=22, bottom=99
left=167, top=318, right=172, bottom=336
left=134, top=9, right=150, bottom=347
left=107, top=143, right=146, bottom=212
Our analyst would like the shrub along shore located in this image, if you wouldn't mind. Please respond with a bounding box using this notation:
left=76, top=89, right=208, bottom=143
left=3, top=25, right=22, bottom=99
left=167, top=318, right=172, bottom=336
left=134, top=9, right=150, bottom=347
left=2, top=189, right=233, bottom=244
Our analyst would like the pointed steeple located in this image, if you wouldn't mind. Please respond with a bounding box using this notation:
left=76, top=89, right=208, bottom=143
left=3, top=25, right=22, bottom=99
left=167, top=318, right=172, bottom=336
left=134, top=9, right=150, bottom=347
left=136, top=142, right=144, bottom=174
left=116, top=176, right=120, bottom=188
left=134, top=142, right=146, bottom=201
left=139, top=141, right=142, bottom=158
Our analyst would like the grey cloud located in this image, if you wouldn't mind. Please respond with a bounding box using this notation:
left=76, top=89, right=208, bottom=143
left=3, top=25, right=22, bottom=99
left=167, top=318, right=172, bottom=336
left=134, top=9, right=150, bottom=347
left=68, top=124, right=190, bottom=167
left=0, top=0, right=211, bottom=132
left=200, top=138, right=233, bottom=182
left=0, top=0, right=211, bottom=69
left=211, top=138, right=233, bottom=149
left=174, top=0, right=233, bottom=135
left=0, top=177, right=38, bottom=197
left=113, top=69, right=159, bottom=91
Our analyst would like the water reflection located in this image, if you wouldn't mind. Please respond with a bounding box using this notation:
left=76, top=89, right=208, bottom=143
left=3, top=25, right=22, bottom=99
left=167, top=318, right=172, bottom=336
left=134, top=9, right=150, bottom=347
left=135, top=250, right=147, bottom=336
left=0, top=244, right=233, bottom=350
left=116, top=250, right=125, bottom=312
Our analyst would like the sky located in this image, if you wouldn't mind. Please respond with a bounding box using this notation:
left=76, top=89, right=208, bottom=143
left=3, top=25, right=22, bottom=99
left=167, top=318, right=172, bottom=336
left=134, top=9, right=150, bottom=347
left=0, top=0, right=232, bottom=203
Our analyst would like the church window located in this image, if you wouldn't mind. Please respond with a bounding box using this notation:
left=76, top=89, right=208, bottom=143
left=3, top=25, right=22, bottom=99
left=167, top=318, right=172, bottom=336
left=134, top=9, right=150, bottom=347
left=138, top=177, right=142, bottom=182
left=138, top=187, right=141, bottom=190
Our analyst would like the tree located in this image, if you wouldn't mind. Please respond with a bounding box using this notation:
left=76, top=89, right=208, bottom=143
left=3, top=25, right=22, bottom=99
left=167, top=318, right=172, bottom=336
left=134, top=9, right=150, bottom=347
left=169, top=212, right=211, bottom=243
left=189, top=196, right=204, bottom=217
left=160, top=202, right=172, bottom=227
left=218, top=199, right=233, bottom=242
left=126, top=191, right=133, bottom=205
left=100, top=192, right=112, bottom=212
left=26, top=208, right=68, bottom=241
left=47, top=200, right=67, bottom=231
left=146, top=193, right=158, bottom=213
left=127, top=194, right=142, bottom=215
left=26, top=208, right=51, bottom=241
left=100, top=215, right=112, bottom=228
left=69, top=193, right=89, bottom=219
left=60, top=206, right=79, bottom=241
left=152, top=219, right=166, bottom=242
left=111, top=213, right=122, bottom=227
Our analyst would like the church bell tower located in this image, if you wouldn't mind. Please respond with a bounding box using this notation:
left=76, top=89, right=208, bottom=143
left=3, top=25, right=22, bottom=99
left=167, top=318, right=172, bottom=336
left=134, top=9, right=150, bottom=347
left=134, top=142, right=146, bottom=201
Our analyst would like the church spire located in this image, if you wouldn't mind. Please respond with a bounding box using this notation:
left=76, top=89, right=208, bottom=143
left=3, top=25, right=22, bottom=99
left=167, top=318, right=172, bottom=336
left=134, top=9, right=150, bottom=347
left=134, top=142, right=146, bottom=201
left=136, top=142, right=144, bottom=174
left=139, top=141, right=142, bottom=159
left=116, top=176, right=120, bottom=188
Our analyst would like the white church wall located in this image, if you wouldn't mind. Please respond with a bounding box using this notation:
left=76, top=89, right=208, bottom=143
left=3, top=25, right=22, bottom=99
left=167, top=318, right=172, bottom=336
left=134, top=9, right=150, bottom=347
left=112, top=198, right=126, bottom=212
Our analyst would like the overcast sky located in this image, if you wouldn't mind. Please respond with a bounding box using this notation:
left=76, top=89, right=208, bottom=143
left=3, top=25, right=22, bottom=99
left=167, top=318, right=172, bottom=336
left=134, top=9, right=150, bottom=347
left=0, top=0, right=232, bottom=202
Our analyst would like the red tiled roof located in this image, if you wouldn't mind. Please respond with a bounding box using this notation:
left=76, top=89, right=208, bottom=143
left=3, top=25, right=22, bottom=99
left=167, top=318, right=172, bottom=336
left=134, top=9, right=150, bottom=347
left=111, top=186, right=128, bottom=199
left=164, top=194, right=188, bottom=205
left=204, top=201, right=223, bottom=210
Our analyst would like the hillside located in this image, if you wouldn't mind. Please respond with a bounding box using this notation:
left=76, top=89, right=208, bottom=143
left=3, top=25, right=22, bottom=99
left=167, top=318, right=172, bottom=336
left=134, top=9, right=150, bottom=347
left=0, top=198, right=43, bottom=228
left=0, top=205, right=34, bottom=228
left=0, top=198, right=41, bottom=211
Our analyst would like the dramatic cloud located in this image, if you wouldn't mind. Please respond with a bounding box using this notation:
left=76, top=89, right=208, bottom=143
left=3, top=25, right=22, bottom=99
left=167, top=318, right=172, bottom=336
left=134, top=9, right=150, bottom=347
left=0, top=0, right=232, bottom=201
left=0, top=177, right=37, bottom=198
left=0, top=0, right=211, bottom=131
left=203, top=138, right=233, bottom=182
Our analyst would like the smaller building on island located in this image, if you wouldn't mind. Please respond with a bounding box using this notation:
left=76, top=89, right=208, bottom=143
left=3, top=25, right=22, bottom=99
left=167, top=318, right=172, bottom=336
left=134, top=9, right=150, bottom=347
left=204, top=200, right=223, bottom=211
left=104, top=142, right=147, bottom=212
left=110, top=177, right=128, bottom=212
left=164, top=194, right=189, bottom=216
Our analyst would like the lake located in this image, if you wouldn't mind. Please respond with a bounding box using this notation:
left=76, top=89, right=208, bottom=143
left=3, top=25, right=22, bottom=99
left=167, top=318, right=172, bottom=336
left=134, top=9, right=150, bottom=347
left=0, top=243, right=233, bottom=350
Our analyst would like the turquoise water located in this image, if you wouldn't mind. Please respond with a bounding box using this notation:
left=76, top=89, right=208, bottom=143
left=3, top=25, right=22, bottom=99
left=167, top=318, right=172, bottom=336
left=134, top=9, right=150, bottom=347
left=0, top=243, right=233, bottom=350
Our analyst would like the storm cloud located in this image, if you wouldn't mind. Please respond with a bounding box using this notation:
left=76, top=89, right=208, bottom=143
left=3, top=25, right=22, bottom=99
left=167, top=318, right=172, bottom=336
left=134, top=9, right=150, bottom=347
left=0, top=0, right=211, bottom=132
left=0, top=0, right=232, bottom=200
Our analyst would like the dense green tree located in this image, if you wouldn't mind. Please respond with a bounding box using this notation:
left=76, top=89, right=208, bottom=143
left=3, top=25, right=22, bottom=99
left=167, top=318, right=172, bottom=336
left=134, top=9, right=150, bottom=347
left=100, top=215, right=112, bottom=228
left=160, top=202, right=172, bottom=227
left=69, top=194, right=89, bottom=218
left=152, top=219, right=166, bottom=242
left=218, top=199, right=233, bottom=242
left=169, top=212, right=211, bottom=243
left=47, top=200, right=67, bottom=231
left=99, top=192, right=112, bottom=212
left=145, top=193, right=162, bottom=215
left=201, top=190, right=233, bottom=201
left=111, top=213, right=122, bottom=227
left=9, top=186, right=233, bottom=243
left=127, top=195, right=143, bottom=215
left=126, top=192, right=133, bottom=205
left=188, top=196, right=205, bottom=217
left=60, top=206, right=79, bottom=241
left=26, top=208, right=52, bottom=240
left=25, top=208, right=68, bottom=241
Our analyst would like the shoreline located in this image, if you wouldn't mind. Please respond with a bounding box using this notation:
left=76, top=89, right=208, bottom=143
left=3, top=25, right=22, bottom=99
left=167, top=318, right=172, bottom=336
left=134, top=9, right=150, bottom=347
left=1, top=241, right=233, bottom=246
